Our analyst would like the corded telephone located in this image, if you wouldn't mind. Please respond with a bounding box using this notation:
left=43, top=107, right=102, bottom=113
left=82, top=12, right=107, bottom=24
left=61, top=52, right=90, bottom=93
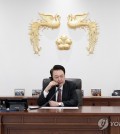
left=5, top=99, right=28, bottom=111
left=0, top=99, right=28, bottom=111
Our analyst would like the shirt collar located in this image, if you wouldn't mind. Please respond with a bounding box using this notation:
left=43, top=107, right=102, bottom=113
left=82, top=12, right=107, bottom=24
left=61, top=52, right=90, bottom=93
left=56, top=85, right=63, bottom=91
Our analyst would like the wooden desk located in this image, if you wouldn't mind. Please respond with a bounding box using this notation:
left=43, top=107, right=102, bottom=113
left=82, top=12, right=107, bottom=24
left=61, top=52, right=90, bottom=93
left=0, top=106, right=120, bottom=134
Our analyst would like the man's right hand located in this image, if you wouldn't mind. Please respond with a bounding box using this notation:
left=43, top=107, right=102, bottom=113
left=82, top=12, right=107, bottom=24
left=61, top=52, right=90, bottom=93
left=44, top=81, right=58, bottom=93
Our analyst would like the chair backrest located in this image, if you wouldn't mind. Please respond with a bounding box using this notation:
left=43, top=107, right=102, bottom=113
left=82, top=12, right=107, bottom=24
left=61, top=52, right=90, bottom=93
left=42, top=78, right=83, bottom=106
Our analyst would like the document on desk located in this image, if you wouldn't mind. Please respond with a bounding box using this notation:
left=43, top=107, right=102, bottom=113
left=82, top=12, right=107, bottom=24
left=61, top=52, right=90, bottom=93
left=40, top=107, right=79, bottom=109
left=28, top=105, right=39, bottom=110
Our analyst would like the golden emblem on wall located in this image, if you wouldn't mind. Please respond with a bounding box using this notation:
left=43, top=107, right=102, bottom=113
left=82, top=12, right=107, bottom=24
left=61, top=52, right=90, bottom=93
left=56, top=35, right=72, bottom=50
left=29, top=13, right=60, bottom=55
left=29, top=13, right=98, bottom=55
left=67, top=13, right=98, bottom=54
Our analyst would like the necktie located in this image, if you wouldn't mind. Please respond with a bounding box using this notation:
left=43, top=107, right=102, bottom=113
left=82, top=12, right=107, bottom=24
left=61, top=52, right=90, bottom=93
left=57, top=89, right=62, bottom=102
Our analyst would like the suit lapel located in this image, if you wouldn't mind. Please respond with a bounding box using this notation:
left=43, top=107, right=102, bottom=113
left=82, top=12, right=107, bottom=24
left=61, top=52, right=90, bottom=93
left=62, top=81, right=68, bottom=100
left=49, top=87, right=56, bottom=101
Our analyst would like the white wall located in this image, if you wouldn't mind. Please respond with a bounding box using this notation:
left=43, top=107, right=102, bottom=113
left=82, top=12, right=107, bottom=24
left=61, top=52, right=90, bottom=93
left=0, top=0, right=120, bottom=96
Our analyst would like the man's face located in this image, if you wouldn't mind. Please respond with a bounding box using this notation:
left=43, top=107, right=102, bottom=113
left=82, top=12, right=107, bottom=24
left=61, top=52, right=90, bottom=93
left=52, top=70, right=65, bottom=86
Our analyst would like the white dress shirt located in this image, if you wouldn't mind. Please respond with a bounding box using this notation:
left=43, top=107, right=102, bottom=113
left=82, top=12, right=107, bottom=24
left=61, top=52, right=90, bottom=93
left=43, top=86, right=63, bottom=101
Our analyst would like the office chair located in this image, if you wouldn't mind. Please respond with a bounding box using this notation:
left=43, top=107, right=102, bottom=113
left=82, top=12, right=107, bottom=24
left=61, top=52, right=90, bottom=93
left=42, top=78, right=83, bottom=106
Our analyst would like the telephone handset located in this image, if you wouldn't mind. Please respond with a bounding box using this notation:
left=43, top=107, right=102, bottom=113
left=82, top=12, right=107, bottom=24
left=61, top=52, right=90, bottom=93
left=56, top=84, right=59, bottom=87
left=50, top=68, right=59, bottom=87
left=49, top=77, right=59, bottom=87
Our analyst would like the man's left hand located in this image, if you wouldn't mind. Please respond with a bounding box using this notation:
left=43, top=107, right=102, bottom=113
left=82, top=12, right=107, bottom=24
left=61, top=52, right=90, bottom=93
left=49, top=101, right=59, bottom=107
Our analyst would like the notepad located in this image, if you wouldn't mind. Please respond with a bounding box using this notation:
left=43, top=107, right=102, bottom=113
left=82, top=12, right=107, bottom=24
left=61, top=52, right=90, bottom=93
left=28, top=105, right=39, bottom=110
left=40, top=107, right=79, bottom=109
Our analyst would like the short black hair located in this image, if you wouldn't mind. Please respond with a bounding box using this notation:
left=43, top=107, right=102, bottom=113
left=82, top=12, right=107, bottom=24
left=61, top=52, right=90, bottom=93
left=50, top=65, right=65, bottom=78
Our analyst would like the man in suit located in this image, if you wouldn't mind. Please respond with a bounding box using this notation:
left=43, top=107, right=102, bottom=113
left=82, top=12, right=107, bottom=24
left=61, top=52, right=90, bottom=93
left=37, top=65, right=78, bottom=107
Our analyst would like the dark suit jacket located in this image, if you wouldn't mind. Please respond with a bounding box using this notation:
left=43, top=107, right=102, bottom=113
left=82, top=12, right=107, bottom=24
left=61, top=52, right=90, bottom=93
left=37, top=80, right=78, bottom=107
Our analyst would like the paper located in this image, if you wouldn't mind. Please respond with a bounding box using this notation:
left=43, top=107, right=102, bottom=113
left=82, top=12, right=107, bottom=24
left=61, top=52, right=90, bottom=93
left=28, top=105, right=39, bottom=110
left=40, top=107, right=78, bottom=109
